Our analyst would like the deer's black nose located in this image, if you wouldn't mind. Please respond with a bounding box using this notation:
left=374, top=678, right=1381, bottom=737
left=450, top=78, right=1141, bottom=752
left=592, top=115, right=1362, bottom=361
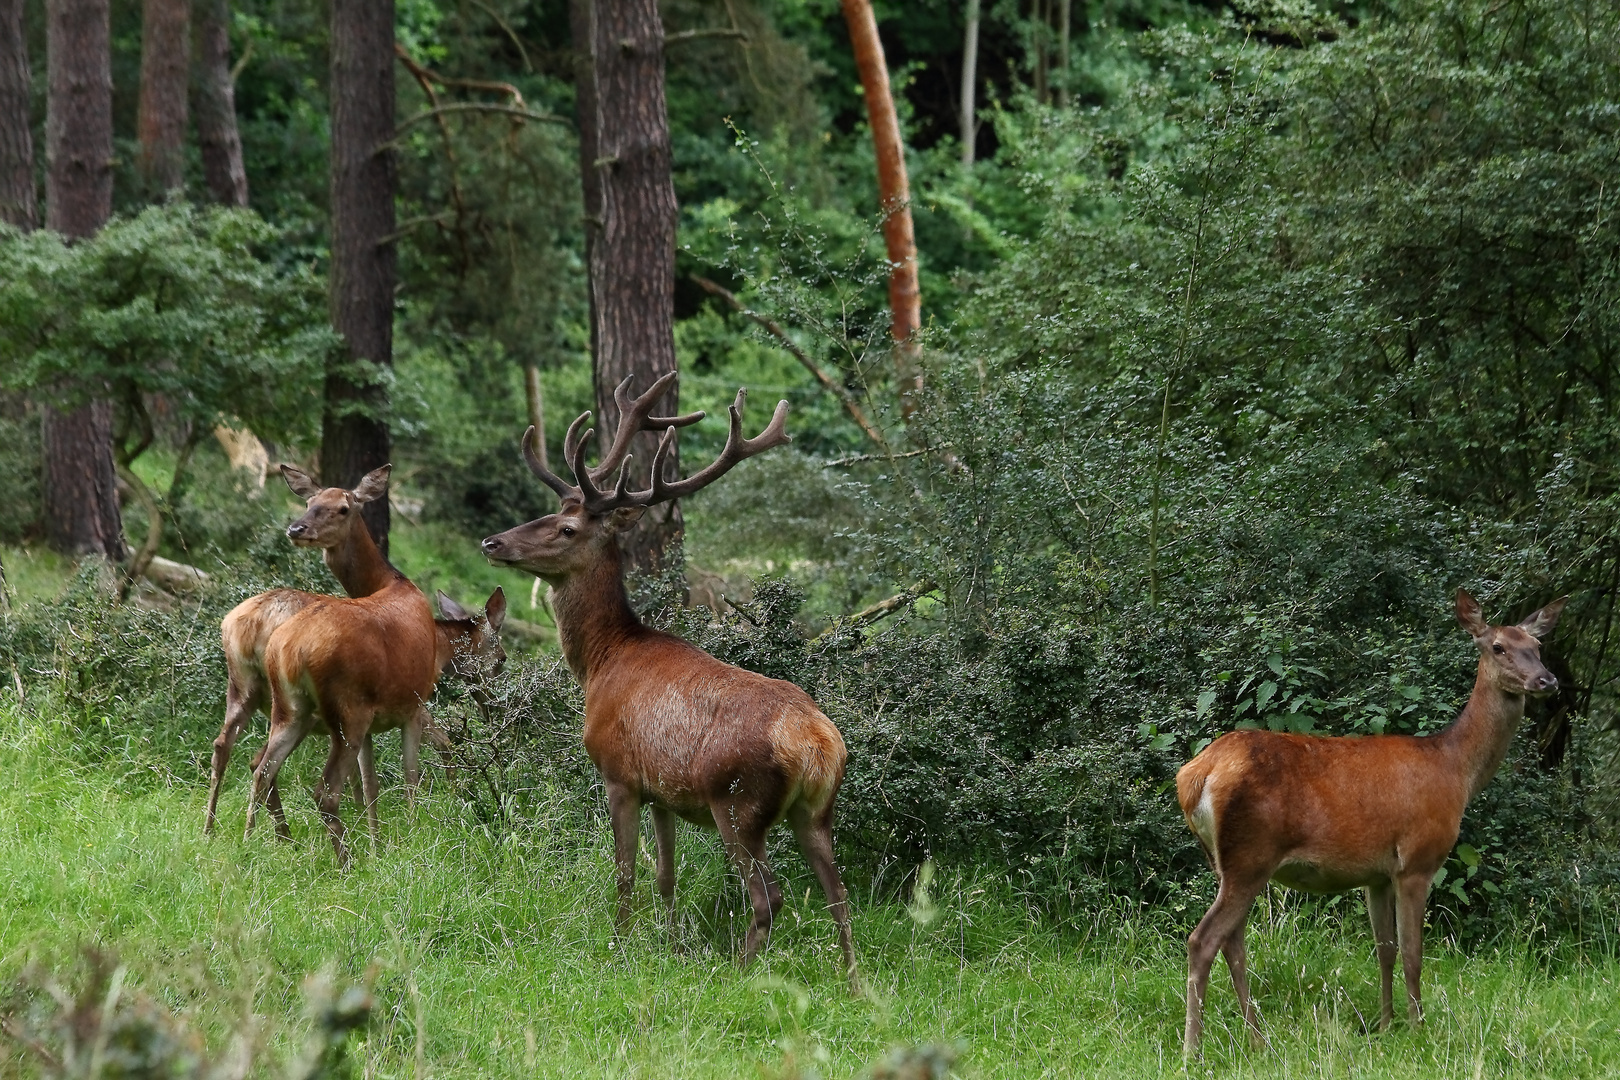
left=1536, top=674, right=1559, bottom=692
left=287, top=522, right=307, bottom=538
left=481, top=536, right=502, bottom=554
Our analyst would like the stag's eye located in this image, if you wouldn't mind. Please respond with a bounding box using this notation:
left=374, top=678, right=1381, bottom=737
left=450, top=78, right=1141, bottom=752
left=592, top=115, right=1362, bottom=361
left=339, top=506, right=349, bottom=515
left=561, top=526, right=576, bottom=537
left=1492, top=643, right=1505, bottom=654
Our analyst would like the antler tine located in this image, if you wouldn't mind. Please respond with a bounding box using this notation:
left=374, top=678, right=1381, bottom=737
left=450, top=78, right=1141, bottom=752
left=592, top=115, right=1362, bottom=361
left=562, top=411, right=593, bottom=476
left=654, top=389, right=792, bottom=502
left=521, top=425, right=580, bottom=502
left=591, top=372, right=678, bottom=485
left=569, top=425, right=608, bottom=507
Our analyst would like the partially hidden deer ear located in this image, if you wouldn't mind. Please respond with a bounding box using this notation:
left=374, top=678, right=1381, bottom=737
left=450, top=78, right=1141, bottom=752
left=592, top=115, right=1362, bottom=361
left=484, top=587, right=507, bottom=631
left=280, top=464, right=323, bottom=500
left=605, top=505, right=645, bottom=534
left=1456, top=589, right=1490, bottom=639
left=351, top=464, right=392, bottom=503
left=1518, top=595, right=1569, bottom=640
left=437, top=590, right=471, bottom=622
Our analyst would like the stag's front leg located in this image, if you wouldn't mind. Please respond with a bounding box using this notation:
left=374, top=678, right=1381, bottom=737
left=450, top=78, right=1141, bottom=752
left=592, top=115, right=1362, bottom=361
left=1396, top=873, right=1430, bottom=1027
left=650, top=804, right=679, bottom=941
left=605, top=781, right=641, bottom=934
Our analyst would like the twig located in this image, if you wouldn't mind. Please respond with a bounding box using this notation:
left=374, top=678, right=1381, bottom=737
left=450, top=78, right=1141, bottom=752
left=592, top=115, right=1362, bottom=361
left=812, top=581, right=937, bottom=644
left=691, top=275, right=888, bottom=450
left=393, top=103, right=570, bottom=135
left=666, top=28, right=750, bottom=44
left=394, top=42, right=528, bottom=108
left=821, top=445, right=943, bottom=468
left=470, top=0, right=533, bottom=72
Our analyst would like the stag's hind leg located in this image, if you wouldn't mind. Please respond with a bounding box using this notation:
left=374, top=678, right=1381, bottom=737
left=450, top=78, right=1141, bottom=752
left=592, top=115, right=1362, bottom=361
left=711, top=803, right=782, bottom=968
left=650, top=804, right=679, bottom=939
left=1221, top=919, right=1262, bottom=1047
left=788, top=801, right=859, bottom=991
left=1184, top=872, right=1266, bottom=1057
left=206, top=677, right=263, bottom=834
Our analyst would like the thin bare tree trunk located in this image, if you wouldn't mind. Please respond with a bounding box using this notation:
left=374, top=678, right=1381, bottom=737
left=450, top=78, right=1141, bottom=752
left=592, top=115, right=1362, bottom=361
left=137, top=0, right=190, bottom=194
left=191, top=0, right=247, bottom=206
left=840, top=0, right=921, bottom=418
left=1032, top=0, right=1047, bottom=105
left=0, top=0, right=35, bottom=227
left=1056, top=0, right=1070, bottom=107
left=324, top=0, right=396, bottom=552
left=569, top=0, right=600, bottom=368
left=959, top=0, right=979, bottom=168
left=44, top=0, right=123, bottom=559
left=587, top=0, right=683, bottom=574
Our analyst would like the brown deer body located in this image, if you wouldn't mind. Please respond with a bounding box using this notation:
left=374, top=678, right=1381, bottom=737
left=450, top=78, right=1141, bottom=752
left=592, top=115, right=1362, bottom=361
left=480, top=374, right=858, bottom=986
left=1177, top=590, right=1566, bottom=1055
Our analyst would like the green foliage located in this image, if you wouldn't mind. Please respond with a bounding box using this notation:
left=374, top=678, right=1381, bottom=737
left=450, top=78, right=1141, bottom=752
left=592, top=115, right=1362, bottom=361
left=0, top=205, right=335, bottom=463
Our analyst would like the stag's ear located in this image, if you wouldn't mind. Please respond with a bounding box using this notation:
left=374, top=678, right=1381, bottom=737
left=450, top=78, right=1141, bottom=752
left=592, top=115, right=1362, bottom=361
left=437, top=590, right=471, bottom=622
left=605, top=506, right=645, bottom=534
left=1518, top=596, right=1568, bottom=640
left=280, top=464, right=323, bottom=500
left=484, top=587, right=507, bottom=631
left=1456, top=589, right=1490, bottom=640
left=351, top=464, right=392, bottom=503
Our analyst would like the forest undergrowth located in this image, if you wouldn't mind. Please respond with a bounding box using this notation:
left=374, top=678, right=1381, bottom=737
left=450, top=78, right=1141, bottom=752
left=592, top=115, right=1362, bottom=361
left=0, top=704, right=1617, bottom=1079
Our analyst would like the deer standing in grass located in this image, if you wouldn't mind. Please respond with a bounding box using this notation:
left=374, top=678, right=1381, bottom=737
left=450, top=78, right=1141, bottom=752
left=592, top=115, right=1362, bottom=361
left=1177, top=589, right=1566, bottom=1056
left=480, top=373, right=858, bottom=987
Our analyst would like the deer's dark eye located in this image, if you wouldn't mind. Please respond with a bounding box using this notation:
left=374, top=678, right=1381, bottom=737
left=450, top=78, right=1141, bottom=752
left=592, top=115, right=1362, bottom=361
left=1492, top=643, right=1504, bottom=654
left=339, top=505, right=349, bottom=515
left=562, top=526, right=576, bottom=537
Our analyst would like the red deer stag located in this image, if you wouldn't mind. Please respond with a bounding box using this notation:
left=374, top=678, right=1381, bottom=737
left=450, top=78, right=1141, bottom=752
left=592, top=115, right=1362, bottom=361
left=206, top=464, right=395, bottom=834
left=1177, top=589, right=1566, bottom=1056
left=244, top=490, right=446, bottom=866
left=479, top=373, right=858, bottom=987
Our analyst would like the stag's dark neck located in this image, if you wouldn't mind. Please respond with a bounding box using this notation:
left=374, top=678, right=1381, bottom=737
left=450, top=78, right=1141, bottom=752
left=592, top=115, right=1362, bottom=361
left=326, top=520, right=404, bottom=597
left=1434, top=655, right=1527, bottom=802
left=547, top=545, right=642, bottom=683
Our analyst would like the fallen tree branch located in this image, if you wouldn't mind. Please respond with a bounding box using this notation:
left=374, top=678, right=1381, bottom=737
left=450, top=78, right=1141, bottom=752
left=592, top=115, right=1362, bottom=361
left=666, top=27, right=750, bottom=44
left=394, top=102, right=570, bottom=136
left=821, top=445, right=945, bottom=468
left=691, top=275, right=888, bottom=450
left=812, top=580, right=937, bottom=644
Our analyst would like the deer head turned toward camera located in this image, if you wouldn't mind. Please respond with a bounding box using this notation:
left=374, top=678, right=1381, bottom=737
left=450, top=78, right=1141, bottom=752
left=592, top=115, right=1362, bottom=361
left=480, top=373, right=858, bottom=988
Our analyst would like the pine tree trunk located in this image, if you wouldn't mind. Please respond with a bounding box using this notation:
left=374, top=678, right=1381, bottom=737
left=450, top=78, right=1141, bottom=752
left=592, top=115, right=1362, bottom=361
left=44, top=0, right=123, bottom=559
left=569, top=0, right=600, bottom=365
left=840, top=0, right=921, bottom=417
left=191, top=0, right=247, bottom=206
left=324, top=0, right=396, bottom=553
left=0, top=0, right=35, bottom=228
left=137, top=0, right=189, bottom=194
left=587, top=0, right=682, bottom=574
left=959, top=0, right=979, bottom=168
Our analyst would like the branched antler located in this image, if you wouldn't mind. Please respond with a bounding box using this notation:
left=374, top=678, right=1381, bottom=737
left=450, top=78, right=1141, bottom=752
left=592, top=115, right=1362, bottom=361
left=523, top=374, right=789, bottom=512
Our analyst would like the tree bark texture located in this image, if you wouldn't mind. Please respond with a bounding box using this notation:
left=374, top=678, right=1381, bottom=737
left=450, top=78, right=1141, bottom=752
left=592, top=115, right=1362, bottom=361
left=0, top=0, right=35, bottom=227
left=45, top=0, right=123, bottom=559
left=959, top=0, right=979, bottom=168
left=587, top=0, right=682, bottom=573
left=323, top=0, right=396, bottom=552
left=137, top=0, right=190, bottom=194
left=840, top=0, right=921, bottom=416
left=569, top=0, right=600, bottom=364
left=191, top=0, right=247, bottom=206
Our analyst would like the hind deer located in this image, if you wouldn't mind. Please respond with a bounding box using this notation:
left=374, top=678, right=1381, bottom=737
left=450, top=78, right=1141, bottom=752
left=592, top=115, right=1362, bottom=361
left=480, top=373, right=858, bottom=988
left=1177, top=589, right=1566, bottom=1056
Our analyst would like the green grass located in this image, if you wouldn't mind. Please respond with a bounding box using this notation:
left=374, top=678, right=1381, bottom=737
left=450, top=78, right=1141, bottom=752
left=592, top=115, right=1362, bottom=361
left=1, top=707, right=1617, bottom=1077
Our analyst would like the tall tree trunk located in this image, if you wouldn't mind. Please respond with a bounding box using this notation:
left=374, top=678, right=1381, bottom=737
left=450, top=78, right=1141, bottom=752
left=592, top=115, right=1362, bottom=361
left=44, top=0, right=123, bottom=558
left=1056, top=0, right=1070, bottom=107
left=840, top=0, right=921, bottom=418
left=0, top=0, right=35, bottom=227
left=587, top=0, right=682, bottom=575
left=137, top=0, right=190, bottom=194
left=1031, top=0, right=1047, bottom=105
left=569, top=0, right=600, bottom=368
left=191, top=0, right=247, bottom=206
left=324, top=0, right=396, bottom=553
left=959, top=0, right=979, bottom=168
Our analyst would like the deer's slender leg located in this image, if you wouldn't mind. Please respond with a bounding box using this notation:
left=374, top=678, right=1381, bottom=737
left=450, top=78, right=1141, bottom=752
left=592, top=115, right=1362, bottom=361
left=1395, top=872, right=1429, bottom=1026
left=403, top=707, right=427, bottom=804
left=605, top=781, right=641, bottom=934
left=314, top=718, right=368, bottom=868
left=358, top=733, right=381, bottom=840
left=1185, top=874, right=1265, bottom=1058
left=1366, top=881, right=1398, bottom=1031
left=1222, top=919, right=1262, bottom=1047
left=207, top=677, right=262, bottom=834
left=650, top=804, right=679, bottom=939
left=712, top=803, right=781, bottom=968
left=789, top=802, right=859, bottom=992
left=248, top=742, right=292, bottom=840
left=246, top=704, right=310, bottom=842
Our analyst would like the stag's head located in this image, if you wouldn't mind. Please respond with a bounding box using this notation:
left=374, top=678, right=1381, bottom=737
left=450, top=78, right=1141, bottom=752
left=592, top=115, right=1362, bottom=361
left=1456, top=588, right=1567, bottom=697
left=281, top=464, right=391, bottom=549
left=481, top=373, right=789, bottom=581
left=437, top=587, right=509, bottom=686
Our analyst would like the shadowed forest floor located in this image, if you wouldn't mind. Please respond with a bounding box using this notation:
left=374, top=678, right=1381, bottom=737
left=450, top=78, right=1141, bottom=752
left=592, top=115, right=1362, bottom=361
left=0, top=707, right=1616, bottom=1079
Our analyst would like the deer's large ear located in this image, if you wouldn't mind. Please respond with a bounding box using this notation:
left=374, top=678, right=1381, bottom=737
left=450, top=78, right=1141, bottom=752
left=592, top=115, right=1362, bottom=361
left=437, top=590, right=471, bottom=622
left=280, top=464, right=322, bottom=500
left=1456, top=589, right=1490, bottom=640
left=484, top=586, right=507, bottom=632
left=1518, top=596, right=1569, bottom=640
left=352, top=464, right=392, bottom=503
left=605, top=506, right=645, bottom=534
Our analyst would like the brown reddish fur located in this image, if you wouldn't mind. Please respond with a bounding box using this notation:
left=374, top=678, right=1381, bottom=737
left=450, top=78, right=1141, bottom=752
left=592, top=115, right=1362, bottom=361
left=1176, top=589, right=1566, bottom=1056
left=482, top=396, right=858, bottom=986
